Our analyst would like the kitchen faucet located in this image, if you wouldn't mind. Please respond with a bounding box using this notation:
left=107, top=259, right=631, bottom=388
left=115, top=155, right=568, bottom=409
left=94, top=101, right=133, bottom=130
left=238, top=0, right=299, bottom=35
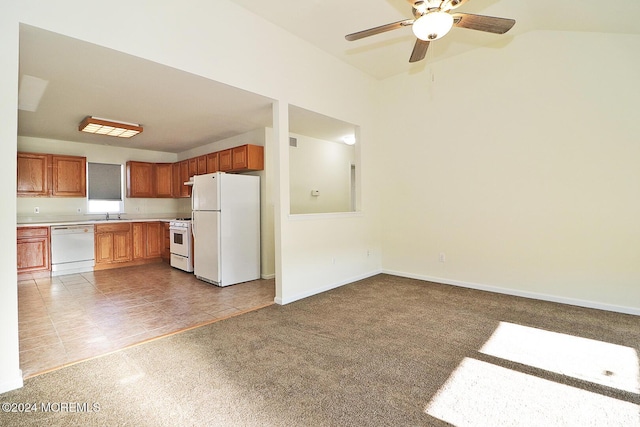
left=105, top=212, right=122, bottom=220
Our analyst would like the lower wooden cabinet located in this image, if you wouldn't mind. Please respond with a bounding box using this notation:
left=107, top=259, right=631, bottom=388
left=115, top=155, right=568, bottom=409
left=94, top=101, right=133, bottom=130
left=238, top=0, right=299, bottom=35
left=96, top=222, right=164, bottom=269
left=17, top=227, right=50, bottom=273
left=147, top=222, right=163, bottom=258
left=95, top=223, right=132, bottom=266
left=162, top=222, right=171, bottom=262
left=18, top=221, right=167, bottom=274
left=132, top=222, right=162, bottom=260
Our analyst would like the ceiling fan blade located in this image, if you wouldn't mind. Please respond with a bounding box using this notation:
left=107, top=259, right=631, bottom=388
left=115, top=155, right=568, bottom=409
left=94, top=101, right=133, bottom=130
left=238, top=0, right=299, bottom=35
left=409, top=39, right=430, bottom=63
left=345, top=19, right=414, bottom=41
left=452, top=13, right=515, bottom=34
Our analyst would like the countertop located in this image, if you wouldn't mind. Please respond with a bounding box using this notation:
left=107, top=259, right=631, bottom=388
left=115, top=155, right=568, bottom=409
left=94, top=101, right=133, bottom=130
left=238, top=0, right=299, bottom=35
left=17, top=216, right=183, bottom=228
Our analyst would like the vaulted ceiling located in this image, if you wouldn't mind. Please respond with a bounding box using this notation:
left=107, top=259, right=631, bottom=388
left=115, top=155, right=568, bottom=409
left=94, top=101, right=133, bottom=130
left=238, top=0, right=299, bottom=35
left=17, top=1, right=640, bottom=153
left=229, top=0, right=640, bottom=79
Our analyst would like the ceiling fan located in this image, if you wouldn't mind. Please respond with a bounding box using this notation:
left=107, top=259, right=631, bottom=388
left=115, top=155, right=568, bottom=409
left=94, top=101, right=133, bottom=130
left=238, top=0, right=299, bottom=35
left=345, top=0, right=516, bottom=63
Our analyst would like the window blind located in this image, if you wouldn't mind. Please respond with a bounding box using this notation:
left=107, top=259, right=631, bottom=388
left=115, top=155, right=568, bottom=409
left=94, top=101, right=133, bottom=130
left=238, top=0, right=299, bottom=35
left=88, top=162, right=122, bottom=200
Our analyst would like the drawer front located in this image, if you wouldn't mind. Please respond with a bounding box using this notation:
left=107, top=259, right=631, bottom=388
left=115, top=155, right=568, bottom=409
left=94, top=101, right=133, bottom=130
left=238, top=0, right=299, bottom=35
left=17, top=227, right=49, bottom=239
left=95, top=223, right=131, bottom=233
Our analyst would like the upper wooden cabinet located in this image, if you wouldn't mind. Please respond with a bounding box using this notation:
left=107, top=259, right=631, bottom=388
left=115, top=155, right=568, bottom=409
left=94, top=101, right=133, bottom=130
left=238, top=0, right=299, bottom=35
left=206, top=152, right=219, bottom=173
left=171, top=162, right=179, bottom=197
left=25, top=144, right=264, bottom=200
left=155, top=163, right=173, bottom=198
left=231, top=145, right=264, bottom=171
left=17, top=152, right=86, bottom=197
left=219, top=145, right=264, bottom=172
left=175, top=144, right=264, bottom=194
left=179, top=160, right=190, bottom=198
left=17, top=153, right=49, bottom=196
left=51, top=155, right=86, bottom=197
left=126, top=161, right=156, bottom=198
left=188, top=157, right=198, bottom=179
left=169, top=160, right=190, bottom=199
left=197, top=155, right=207, bottom=175
left=218, top=149, right=233, bottom=172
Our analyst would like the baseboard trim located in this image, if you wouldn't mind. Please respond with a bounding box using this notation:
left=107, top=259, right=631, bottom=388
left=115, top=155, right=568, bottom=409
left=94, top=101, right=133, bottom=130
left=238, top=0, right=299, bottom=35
left=383, top=269, right=640, bottom=316
left=275, top=269, right=382, bottom=305
left=261, top=273, right=275, bottom=280
left=0, top=369, right=24, bottom=394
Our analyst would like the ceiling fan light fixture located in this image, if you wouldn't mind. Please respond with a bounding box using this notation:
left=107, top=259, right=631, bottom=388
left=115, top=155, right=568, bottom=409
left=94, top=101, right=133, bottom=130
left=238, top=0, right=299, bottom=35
left=412, top=11, right=454, bottom=41
left=79, top=116, right=143, bottom=138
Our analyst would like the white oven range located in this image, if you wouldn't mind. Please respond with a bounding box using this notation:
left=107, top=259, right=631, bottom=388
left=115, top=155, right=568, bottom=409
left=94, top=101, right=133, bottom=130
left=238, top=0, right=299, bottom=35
left=169, top=219, right=193, bottom=272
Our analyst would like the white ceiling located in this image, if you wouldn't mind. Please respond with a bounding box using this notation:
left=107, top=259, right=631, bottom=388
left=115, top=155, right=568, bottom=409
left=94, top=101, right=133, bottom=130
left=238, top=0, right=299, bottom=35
left=17, top=0, right=640, bottom=153
left=18, top=25, right=275, bottom=153
left=229, top=0, right=640, bottom=80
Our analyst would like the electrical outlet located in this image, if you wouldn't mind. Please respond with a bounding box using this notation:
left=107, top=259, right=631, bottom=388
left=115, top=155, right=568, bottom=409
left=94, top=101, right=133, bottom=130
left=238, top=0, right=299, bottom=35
left=332, top=257, right=336, bottom=265
left=367, top=249, right=371, bottom=257
left=439, top=253, right=446, bottom=263
left=34, top=207, right=39, bottom=214
left=76, top=208, right=82, bottom=213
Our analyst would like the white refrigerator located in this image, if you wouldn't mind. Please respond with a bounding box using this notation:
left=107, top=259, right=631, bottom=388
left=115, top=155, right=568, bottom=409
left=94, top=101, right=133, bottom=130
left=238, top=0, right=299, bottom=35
left=191, top=172, right=260, bottom=287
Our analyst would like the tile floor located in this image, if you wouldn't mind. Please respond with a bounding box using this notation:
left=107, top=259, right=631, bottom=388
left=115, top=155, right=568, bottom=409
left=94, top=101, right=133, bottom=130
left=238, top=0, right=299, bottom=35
left=17, top=263, right=275, bottom=378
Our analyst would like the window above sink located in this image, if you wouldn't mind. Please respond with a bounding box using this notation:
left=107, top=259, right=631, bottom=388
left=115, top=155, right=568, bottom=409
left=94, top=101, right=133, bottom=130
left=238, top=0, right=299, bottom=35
left=87, top=163, right=124, bottom=214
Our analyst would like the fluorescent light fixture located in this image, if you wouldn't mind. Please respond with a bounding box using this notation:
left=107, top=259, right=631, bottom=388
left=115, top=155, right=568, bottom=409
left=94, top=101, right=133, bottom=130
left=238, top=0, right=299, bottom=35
left=79, top=116, right=143, bottom=138
left=412, top=12, right=454, bottom=41
left=342, top=135, right=356, bottom=145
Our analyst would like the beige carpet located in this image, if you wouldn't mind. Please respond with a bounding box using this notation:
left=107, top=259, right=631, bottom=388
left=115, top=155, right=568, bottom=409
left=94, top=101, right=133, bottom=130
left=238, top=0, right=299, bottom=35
left=1, top=274, right=639, bottom=426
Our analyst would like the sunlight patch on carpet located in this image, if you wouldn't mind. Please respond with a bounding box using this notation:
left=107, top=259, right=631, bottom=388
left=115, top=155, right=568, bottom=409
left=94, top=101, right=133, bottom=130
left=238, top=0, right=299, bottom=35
left=424, top=358, right=640, bottom=427
left=480, top=322, right=640, bottom=393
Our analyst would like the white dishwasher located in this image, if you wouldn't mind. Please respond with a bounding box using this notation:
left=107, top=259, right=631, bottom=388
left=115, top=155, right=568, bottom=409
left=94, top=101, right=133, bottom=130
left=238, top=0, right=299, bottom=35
left=50, top=224, right=95, bottom=276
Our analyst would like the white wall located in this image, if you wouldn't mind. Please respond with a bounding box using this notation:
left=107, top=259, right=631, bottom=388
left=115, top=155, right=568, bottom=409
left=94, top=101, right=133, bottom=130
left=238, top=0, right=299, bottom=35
left=0, top=6, right=22, bottom=394
left=289, top=133, right=355, bottom=214
left=17, top=136, right=181, bottom=222
left=378, top=30, right=640, bottom=314
left=1, top=0, right=380, bottom=392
